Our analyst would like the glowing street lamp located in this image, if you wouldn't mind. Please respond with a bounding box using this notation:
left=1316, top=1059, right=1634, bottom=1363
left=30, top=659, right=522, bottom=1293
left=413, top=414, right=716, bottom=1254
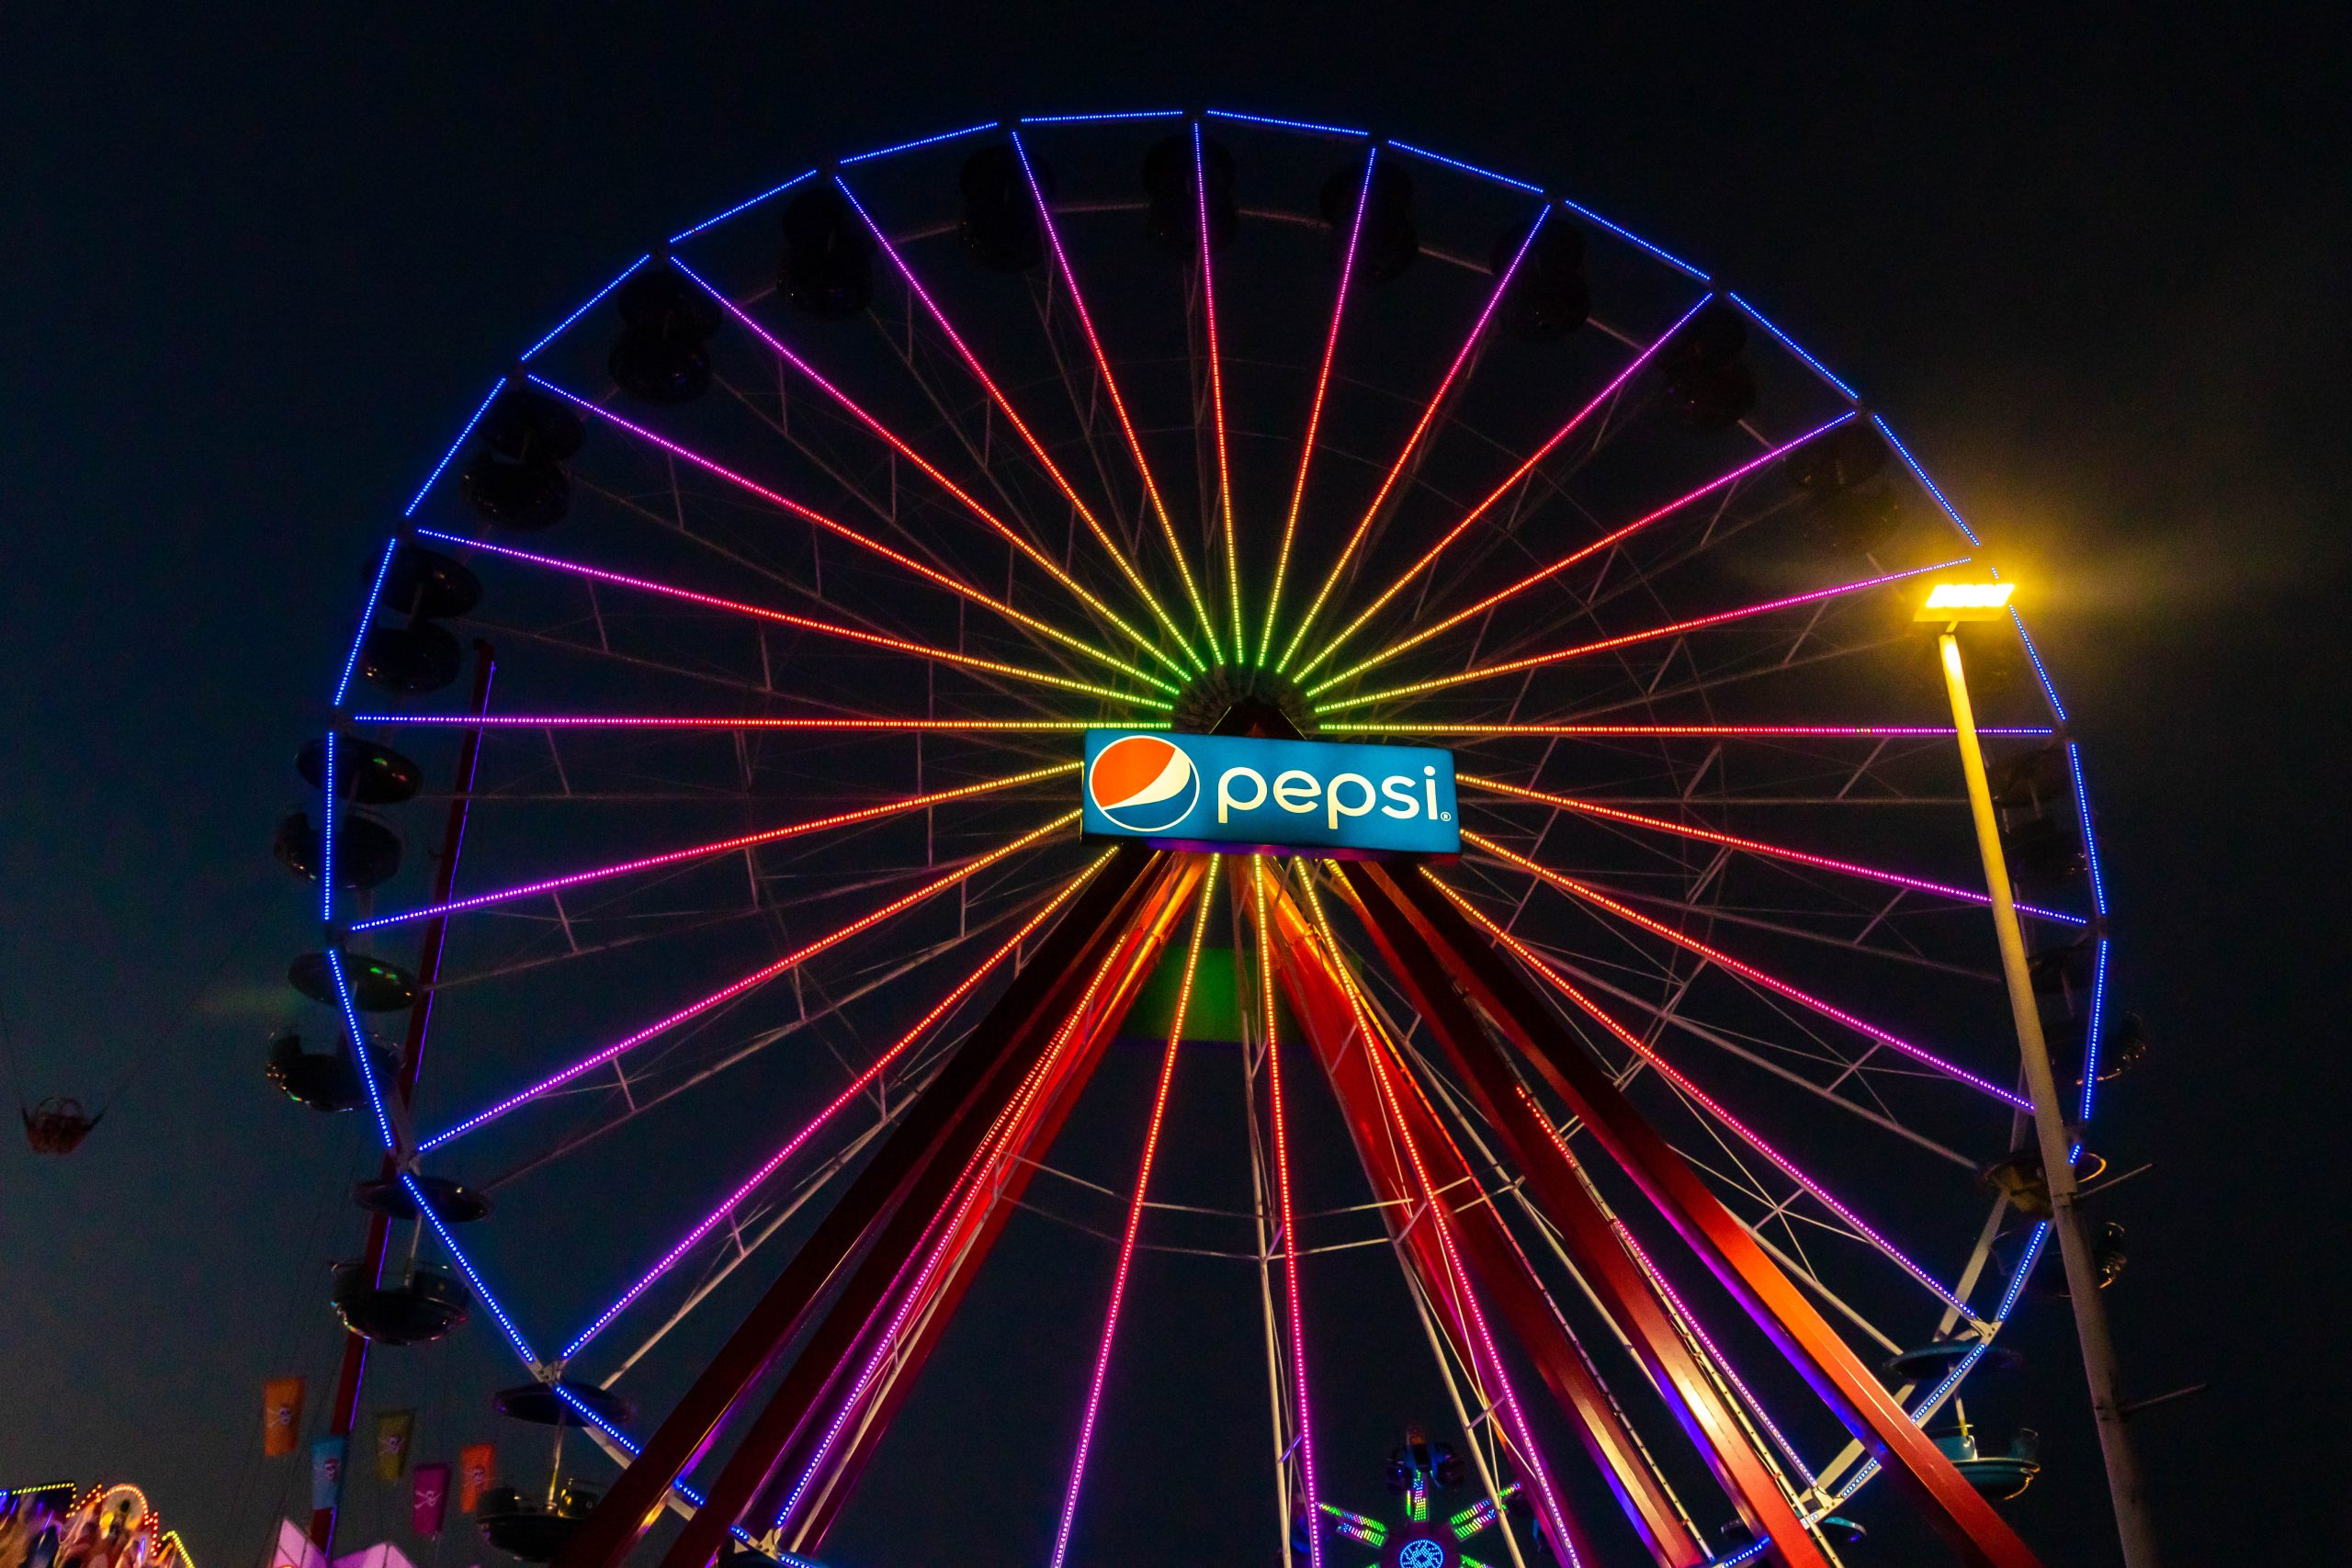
left=1924, top=581, right=2160, bottom=1568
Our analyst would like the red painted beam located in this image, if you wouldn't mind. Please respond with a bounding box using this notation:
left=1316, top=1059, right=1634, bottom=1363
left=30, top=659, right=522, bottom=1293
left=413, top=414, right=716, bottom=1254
left=1381, top=865, right=2049, bottom=1568
left=550, top=843, right=1166, bottom=1568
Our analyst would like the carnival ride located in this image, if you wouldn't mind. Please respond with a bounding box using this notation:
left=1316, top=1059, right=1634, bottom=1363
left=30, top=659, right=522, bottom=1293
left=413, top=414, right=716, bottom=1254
left=274, top=108, right=2141, bottom=1568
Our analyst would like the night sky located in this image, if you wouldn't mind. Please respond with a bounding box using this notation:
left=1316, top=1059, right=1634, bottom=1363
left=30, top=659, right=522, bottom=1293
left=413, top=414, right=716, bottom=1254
left=4, top=6, right=2346, bottom=1566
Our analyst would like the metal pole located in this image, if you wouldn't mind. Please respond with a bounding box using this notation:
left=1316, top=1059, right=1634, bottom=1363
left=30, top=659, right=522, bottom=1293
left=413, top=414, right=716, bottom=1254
left=311, top=641, right=497, bottom=1558
left=1938, top=629, right=2161, bottom=1568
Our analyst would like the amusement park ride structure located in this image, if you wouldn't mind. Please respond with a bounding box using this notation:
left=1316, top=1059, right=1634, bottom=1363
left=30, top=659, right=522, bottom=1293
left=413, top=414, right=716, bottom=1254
left=280, top=107, right=2155, bottom=1568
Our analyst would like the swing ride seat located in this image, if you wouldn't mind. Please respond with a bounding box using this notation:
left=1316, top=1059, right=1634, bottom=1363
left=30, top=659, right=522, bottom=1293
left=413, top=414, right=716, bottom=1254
left=356, top=1173, right=493, bottom=1224
left=23, top=1096, right=100, bottom=1156
left=492, top=1380, right=637, bottom=1428
left=1932, top=1425, right=2043, bottom=1501
left=330, top=1259, right=470, bottom=1345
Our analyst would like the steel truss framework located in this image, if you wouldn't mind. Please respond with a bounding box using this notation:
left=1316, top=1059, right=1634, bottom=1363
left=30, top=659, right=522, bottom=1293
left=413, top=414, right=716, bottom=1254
left=299, top=107, right=2119, bottom=1568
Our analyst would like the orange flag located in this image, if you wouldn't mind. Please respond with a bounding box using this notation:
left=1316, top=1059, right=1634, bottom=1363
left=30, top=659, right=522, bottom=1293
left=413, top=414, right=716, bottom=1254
left=458, top=1445, right=496, bottom=1513
left=263, top=1377, right=306, bottom=1458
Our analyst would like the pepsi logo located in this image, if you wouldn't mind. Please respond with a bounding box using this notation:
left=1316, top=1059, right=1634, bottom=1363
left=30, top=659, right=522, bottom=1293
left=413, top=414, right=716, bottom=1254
left=1086, top=735, right=1200, bottom=834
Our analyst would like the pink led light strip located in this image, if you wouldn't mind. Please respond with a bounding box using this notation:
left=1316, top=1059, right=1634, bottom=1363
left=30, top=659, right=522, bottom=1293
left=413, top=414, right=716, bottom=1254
left=1275, top=208, right=1550, bottom=673
left=1460, top=773, right=2084, bottom=925
left=354, top=762, right=1077, bottom=932
left=418, top=812, right=1079, bottom=1150
left=353, top=715, right=1154, bottom=731
left=1462, top=829, right=2030, bottom=1109
left=564, top=856, right=1107, bottom=1359
left=1292, top=296, right=1713, bottom=683
left=775, top=865, right=1188, bottom=1534
left=1324, top=722, right=2050, bottom=739
left=1318, top=558, right=1962, bottom=715
left=665, top=263, right=1189, bottom=683
left=1308, top=412, right=1857, bottom=694
left=1010, top=131, right=1222, bottom=661
left=518, top=380, right=1166, bottom=691
left=1510, top=1075, right=1819, bottom=1485
left=834, top=175, right=1201, bottom=667
left=1048, top=862, right=1219, bottom=1568
left=1252, top=857, right=1322, bottom=1568
left=1441, top=879, right=1979, bottom=1318
left=1258, top=146, right=1377, bottom=666
left=415, top=529, right=1155, bottom=708
left=1194, top=125, right=1243, bottom=658
left=1293, top=872, right=1583, bottom=1565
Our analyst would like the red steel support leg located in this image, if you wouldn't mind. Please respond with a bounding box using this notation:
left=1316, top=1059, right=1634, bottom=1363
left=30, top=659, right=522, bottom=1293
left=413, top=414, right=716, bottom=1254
left=311, top=641, right=496, bottom=1558
left=778, top=862, right=1207, bottom=1553
left=655, top=857, right=1204, bottom=1568
left=551, top=843, right=1166, bottom=1568
left=1260, top=877, right=1698, bottom=1568
left=1376, top=864, right=2047, bottom=1568
left=1335, top=863, right=1823, bottom=1567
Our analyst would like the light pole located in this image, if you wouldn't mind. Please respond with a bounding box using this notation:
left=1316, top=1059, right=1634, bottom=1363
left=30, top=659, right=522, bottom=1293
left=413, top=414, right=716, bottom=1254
left=1918, top=581, right=2159, bottom=1568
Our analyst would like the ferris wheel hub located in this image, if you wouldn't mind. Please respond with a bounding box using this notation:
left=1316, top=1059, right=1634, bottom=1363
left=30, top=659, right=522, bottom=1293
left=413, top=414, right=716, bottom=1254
left=1171, top=663, right=1315, bottom=736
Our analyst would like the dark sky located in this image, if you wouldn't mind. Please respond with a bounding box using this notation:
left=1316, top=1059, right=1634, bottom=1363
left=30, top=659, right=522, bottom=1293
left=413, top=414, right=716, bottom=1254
left=3, top=6, right=2346, bottom=1567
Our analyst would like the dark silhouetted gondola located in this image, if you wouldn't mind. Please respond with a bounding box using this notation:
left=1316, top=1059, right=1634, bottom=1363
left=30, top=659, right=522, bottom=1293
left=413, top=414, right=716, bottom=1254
left=331, top=1258, right=469, bottom=1344
left=1321, top=160, right=1417, bottom=282
left=779, top=186, right=875, bottom=321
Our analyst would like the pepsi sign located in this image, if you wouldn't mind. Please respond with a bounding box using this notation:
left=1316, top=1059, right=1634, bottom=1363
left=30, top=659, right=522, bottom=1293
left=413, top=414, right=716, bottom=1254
left=1082, top=730, right=1460, bottom=858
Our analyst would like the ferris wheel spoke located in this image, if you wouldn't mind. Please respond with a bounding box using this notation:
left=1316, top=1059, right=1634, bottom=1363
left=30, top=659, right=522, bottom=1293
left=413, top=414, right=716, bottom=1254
left=1316, top=558, right=1962, bottom=717
left=358, top=710, right=1148, bottom=734
left=1010, top=130, right=1224, bottom=662
left=1258, top=145, right=1377, bottom=667
left=1459, top=774, right=2087, bottom=926
left=416, top=812, right=1078, bottom=1151
left=664, top=261, right=1193, bottom=685
left=1342, top=721, right=2045, bottom=740
left=1292, top=295, right=1710, bottom=684
left=1461, top=899, right=1981, bottom=1321
left=836, top=174, right=1206, bottom=670
left=563, top=857, right=1111, bottom=1361
left=524, top=378, right=1167, bottom=694
left=1461, top=833, right=2028, bottom=1110
left=1289, top=870, right=1588, bottom=1561
left=351, top=762, right=1077, bottom=934
left=417, top=528, right=1161, bottom=710
left=1273, top=205, right=1548, bottom=673
left=1306, top=412, right=1857, bottom=696
left=1190, top=125, right=1246, bottom=659
left=1047, top=862, right=1217, bottom=1568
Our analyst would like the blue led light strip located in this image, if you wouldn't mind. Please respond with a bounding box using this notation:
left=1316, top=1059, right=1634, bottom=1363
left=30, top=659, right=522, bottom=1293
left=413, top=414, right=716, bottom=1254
left=1020, top=109, right=1184, bottom=124
left=1385, top=138, right=1545, bottom=194
left=326, top=949, right=398, bottom=1156
left=670, top=170, right=817, bottom=244
left=1870, top=414, right=1983, bottom=547
left=522, top=254, right=650, bottom=361
left=1555, top=196, right=1709, bottom=280
left=320, top=732, right=337, bottom=923
left=1726, top=291, right=1860, bottom=400
left=401, top=1171, right=537, bottom=1367
left=331, top=537, right=401, bottom=708
left=1204, top=107, right=1369, bottom=138
left=402, top=378, right=506, bottom=517
left=838, top=119, right=1000, bottom=166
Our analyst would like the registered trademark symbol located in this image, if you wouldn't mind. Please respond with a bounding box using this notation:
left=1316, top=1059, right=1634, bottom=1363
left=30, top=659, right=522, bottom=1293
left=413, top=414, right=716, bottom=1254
left=1440, top=811, right=1452, bottom=821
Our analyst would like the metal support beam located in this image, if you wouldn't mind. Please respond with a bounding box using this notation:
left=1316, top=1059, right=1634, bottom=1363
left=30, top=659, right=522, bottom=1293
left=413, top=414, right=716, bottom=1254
left=1369, top=862, right=2047, bottom=1568
left=550, top=842, right=1164, bottom=1568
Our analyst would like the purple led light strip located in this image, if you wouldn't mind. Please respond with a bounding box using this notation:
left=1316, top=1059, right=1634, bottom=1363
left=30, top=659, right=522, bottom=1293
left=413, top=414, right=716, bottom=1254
left=1047, top=865, right=1218, bottom=1568
left=561, top=862, right=1102, bottom=1359
left=352, top=714, right=1162, bottom=731
left=353, top=762, right=1075, bottom=933
left=1253, top=858, right=1323, bottom=1568
left=775, top=897, right=1157, bottom=1533
left=418, top=814, right=1076, bottom=1150
left=1464, top=834, right=2032, bottom=1110
left=1296, top=879, right=1582, bottom=1564
left=1294, top=295, right=1715, bottom=682
left=1278, top=206, right=1552, bottom=672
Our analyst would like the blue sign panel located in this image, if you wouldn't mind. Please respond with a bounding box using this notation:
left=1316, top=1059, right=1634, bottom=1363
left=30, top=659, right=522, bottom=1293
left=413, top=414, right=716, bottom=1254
left=1082, top=730, right=1460, bottom=857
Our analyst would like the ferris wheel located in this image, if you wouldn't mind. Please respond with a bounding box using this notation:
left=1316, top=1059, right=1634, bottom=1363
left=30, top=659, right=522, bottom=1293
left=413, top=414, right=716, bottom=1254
left=279, top=107, right=2138, bottom=1568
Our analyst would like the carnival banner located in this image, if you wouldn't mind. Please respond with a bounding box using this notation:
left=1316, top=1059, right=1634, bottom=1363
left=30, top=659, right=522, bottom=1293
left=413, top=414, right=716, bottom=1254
left=411, top=1463, right=451, bottom=1537
left=264, top=1377, right=306, bottom=1458
left=458, top=1445, right=495, bottom=1514
left=374, top=1410, right=417, bottom=1482
left=310, top=1435, right=348, bottom=1513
